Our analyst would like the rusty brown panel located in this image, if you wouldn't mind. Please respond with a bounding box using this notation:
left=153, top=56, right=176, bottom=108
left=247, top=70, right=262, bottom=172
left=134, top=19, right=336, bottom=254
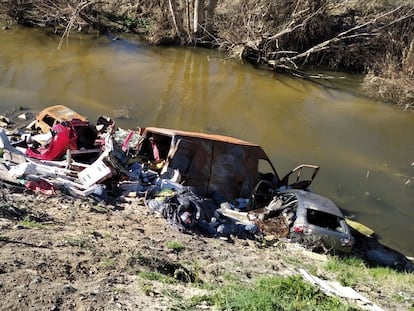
left=170, top=137, right=213, bottom=197
left=144, top=127, right=260, bottom=147
left=35, top=105, right=87, bottom=133
left=208, top=142, right=249, bottom=200
left=142, top=127, right=276, bottom=200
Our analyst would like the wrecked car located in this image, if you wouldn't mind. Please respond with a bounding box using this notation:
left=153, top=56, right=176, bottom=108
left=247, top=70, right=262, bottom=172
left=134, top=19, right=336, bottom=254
left=259, top=190, right=355, bottom=253
left=288, top=189, right=354, bottom=253
left=136, top=127, right=280, bottom=201
left=33, top=105, right=87, bottom=134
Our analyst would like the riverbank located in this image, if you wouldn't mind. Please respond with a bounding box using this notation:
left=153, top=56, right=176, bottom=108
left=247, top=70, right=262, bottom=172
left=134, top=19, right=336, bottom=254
left=0, top=0, right=413, bottom=110
left=1, top=187, right=413, bottom=310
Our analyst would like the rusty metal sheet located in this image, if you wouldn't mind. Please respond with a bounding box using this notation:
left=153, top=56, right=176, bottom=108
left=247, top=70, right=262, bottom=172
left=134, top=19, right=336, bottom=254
left=141, top=127, right=278, bottom=200
left=35, top=105, right=87, bottom=133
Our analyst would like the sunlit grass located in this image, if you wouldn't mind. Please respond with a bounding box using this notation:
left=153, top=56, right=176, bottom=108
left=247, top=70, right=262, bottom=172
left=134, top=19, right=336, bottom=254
left=213, top=275, right=354, bottom=311
left=18, top=217, right=43, bottom=229
left=138, top=271, right=177, bottom=284
left=99, top=256, right=116, bottom=269
left=166, top=240, right=185, bottom=253
left=325, top=255, right=414, bottom=305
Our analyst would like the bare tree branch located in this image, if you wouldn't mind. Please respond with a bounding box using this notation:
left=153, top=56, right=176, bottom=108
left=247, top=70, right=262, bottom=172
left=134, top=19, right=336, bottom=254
left=270, top=6, right=408, bottom=69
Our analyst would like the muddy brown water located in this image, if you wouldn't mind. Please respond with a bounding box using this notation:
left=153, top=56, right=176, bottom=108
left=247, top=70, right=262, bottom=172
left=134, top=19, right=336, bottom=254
left=1, top=25, right=413, bottom=257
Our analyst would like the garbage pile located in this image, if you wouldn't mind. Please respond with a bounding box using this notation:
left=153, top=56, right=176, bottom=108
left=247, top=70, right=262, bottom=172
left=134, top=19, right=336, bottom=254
left=0, top=106, right=263, bottom=240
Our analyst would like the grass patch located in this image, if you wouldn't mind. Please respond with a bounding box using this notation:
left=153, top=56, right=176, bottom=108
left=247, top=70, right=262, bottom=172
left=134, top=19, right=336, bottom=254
left=325, top=256, right=414, bottom=306
left=129, top=252, right=145, bottom=264
left=132, top=252, right=196, bottom=283
left=169, top=293, right=215, bottom=311
left=65, top=235, right=92, bottom=249
left=214, top=275, right=355, bottom=310
left=138, top=271, right=177, bottom=284
left=166, top=240, right=185, bottom=253
left=18, top=217, right=43, bottom=229
left=325, top=256, right=365, bottom=287
left=112, top=287, right=125, bottom=294
left=140, top=283, right=154, bottom=296
left=99, top=256, right=116, bottom=269
left=221, top=271, right=241, bottom=283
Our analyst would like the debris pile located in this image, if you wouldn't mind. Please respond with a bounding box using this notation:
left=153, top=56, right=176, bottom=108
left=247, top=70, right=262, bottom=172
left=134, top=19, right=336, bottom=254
left=0, top=106, right=265, bottom=240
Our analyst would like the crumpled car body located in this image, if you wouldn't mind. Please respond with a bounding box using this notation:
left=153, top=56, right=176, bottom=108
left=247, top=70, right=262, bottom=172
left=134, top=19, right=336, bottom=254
left=285, top=189, right=354, bottom=253
left=136, top=127, right=355, bottom=250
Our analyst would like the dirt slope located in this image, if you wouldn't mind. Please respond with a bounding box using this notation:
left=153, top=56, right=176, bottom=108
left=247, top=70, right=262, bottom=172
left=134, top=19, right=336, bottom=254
left=0, top=189, right=289, bottom=310
left=0, top=187, right=411, bottom=311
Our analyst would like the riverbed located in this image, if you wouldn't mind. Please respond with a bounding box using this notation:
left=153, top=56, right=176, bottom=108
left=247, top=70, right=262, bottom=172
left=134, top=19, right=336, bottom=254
left=1, top=24, right=413, bottom=256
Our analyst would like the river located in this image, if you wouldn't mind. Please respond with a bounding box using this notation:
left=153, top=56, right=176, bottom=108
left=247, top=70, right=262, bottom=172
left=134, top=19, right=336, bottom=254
left=1, top=25, right=413, bottom=257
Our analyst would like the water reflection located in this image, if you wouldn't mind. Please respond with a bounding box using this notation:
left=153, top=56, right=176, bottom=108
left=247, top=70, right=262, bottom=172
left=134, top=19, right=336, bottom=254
left=1, top=25, right=413, bottom=256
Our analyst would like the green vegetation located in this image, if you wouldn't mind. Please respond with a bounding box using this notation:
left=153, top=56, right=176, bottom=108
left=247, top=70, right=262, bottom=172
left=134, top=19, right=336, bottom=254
left=138, top=271, right=177, bottom=284
left=111, top=287, right=125, bottom=295
left=166, top=240, right=185, bottom=253
left=325, top=256, right=414, bottom=305
left=166, top=275, right=357, bottom=311
left=140, top=283, right=154, bottom=296
left=169, top=294, right=215, bottom=311
left=99, top=256, right=116, bottom=269
left=134, top=251, right=413, bottom=310
left=214, top=276, right=355, bottom=311
left=18, top=216, right=43, bottom=229
left=65, top=234, right=92, bottom=249
left=103, top=13, right=150, bottom=32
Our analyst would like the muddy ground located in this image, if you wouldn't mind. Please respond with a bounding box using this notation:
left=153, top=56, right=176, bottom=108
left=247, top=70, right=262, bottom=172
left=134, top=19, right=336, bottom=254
left=0, top=185, right=412, bottom=311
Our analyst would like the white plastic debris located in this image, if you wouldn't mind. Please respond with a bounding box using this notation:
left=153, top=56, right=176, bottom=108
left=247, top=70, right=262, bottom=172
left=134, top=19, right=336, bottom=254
left=299, top=268, right=384, bottom=311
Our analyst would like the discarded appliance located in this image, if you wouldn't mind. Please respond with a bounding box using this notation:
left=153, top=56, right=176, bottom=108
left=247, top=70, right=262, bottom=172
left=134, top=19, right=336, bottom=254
left=78, top=159, right=113, bottom=187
